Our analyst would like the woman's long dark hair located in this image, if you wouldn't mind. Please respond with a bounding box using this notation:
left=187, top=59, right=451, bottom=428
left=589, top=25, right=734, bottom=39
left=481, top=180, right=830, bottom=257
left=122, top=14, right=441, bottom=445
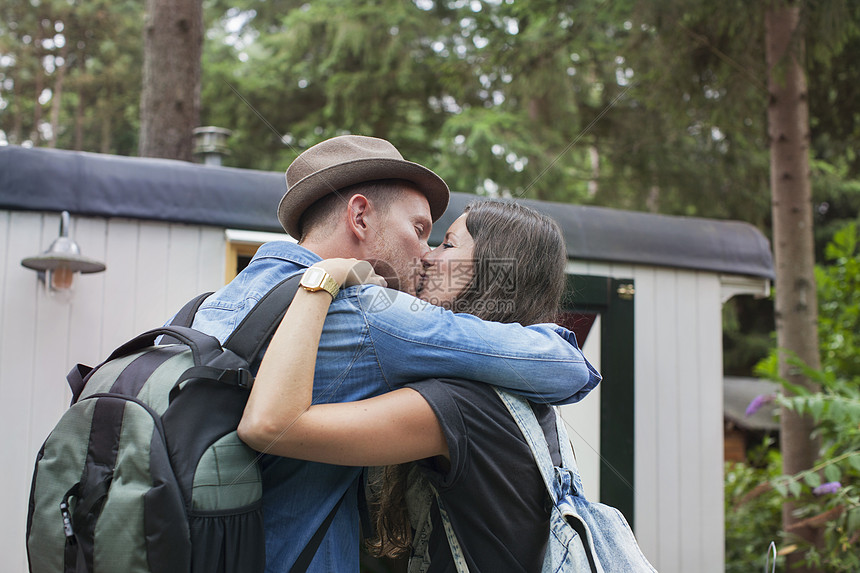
left=365, top=200, right=568, bottom=558
left=453, top=200, right=567, bottom=325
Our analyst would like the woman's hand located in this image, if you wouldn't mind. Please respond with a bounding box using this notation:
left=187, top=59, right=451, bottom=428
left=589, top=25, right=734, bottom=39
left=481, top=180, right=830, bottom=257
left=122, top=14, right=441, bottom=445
left=313, top=258, right=387, bottom=289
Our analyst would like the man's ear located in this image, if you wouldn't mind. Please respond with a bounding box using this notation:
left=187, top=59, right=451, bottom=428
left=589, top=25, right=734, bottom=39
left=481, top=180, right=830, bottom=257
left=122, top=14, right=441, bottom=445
left=346, top=194, right=371, bottom=241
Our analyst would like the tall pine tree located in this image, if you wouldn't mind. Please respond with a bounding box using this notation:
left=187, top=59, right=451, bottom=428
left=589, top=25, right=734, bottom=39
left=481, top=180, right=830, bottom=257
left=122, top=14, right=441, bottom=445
left=139, top=0, right=203, bottom=160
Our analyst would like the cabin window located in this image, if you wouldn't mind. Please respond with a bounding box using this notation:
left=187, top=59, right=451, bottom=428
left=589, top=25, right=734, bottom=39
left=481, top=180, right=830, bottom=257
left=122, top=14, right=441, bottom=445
left=224, top=230, right=294, bottom=283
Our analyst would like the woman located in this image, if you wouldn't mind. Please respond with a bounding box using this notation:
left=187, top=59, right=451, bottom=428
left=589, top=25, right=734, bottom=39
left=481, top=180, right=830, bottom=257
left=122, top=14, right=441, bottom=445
left=239, top=200, right=599, bottom=571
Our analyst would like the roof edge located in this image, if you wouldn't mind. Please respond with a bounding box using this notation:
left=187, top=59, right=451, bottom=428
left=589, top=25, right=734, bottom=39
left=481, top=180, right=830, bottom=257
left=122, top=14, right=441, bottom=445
left=0, top=146, right=774, bottom=279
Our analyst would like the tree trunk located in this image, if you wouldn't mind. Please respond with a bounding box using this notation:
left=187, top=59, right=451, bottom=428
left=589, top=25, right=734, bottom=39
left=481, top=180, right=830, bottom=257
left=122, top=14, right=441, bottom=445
left=11, top=75, right=23, bottom=144
left=100, top=99, right=113, bottom=154
left=32, top=20, right=45, bottom=146
left=587, top=145, right=600, bottom=198
left=48, top=41, right=70, bottom=149
left=73, top=39, right=87, bottom=151
left=74, top=82, right=85, bottom=151
left=138, top=0, right=203, bottom=160
left=646, top=184, right=660, bottom=213
left=765, top=2, right=822, bottom=570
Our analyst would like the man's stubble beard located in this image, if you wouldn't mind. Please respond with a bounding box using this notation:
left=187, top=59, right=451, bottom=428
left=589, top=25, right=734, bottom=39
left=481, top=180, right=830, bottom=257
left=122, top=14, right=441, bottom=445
left=367, top=236, right=420, bottom=296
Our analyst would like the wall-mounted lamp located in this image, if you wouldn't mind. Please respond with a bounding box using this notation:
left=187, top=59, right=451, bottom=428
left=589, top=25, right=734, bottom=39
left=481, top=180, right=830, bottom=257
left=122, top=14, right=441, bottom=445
left=21, top=211, right=106, bottom=291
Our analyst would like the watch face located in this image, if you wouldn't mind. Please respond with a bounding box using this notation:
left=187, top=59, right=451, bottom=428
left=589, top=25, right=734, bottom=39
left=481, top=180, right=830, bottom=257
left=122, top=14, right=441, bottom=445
left=302, top=267, right=325, bottom=288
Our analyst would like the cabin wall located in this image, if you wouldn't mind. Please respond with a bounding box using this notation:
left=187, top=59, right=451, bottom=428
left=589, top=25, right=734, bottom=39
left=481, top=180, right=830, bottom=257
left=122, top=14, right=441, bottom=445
left=565, top=259, right=726, bottom=573
left=2, top=208, right=749, bottom=573
left=0, top=210, right=226, bottom=572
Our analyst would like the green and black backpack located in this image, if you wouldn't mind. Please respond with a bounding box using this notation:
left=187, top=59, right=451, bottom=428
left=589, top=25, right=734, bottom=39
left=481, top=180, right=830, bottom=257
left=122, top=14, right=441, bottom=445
left=25, top=274, right=333, bottom=573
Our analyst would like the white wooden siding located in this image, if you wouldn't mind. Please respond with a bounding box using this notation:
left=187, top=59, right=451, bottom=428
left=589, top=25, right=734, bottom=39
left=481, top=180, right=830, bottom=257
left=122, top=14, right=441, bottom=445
left=567, top=259, right=730, bottom=573
left=1, top=209, right=764, bottom=573
left=0, top=211, right=225, bottom=572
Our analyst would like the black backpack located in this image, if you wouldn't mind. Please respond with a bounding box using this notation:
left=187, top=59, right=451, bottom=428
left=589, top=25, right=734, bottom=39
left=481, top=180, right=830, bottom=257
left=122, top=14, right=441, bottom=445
left=26, top=275, right=342, bottom=573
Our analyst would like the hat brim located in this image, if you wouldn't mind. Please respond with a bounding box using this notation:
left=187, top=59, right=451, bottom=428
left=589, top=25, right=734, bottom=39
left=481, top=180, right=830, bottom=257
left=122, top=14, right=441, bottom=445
left=278, top=157, right=449, bottom=238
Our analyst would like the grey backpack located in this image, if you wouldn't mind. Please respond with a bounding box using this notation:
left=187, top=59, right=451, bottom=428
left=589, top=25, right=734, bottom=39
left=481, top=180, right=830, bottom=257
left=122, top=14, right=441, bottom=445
left=26, top=275, right=336, bottom=573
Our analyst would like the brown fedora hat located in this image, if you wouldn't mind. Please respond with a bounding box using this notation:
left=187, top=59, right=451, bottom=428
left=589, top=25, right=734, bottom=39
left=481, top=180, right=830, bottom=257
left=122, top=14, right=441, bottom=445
left=278, top=135, right=450, bottom=237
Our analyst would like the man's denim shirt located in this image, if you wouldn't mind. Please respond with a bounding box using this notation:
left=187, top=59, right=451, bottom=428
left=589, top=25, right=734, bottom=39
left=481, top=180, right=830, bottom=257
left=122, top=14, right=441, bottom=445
left=191, top=241, right=601, bottom=573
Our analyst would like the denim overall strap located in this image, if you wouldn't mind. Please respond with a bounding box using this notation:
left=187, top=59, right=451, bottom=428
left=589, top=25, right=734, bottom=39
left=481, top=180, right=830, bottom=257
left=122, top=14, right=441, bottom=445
left=493, top=388, right=571, bottom=503
left=494, top=388, right=607, bottom=573
left=553, top=404, right=586, bottom=497
left=554, top=405, right=575, bottom=467
left=430, top=486, right=471, bottom=573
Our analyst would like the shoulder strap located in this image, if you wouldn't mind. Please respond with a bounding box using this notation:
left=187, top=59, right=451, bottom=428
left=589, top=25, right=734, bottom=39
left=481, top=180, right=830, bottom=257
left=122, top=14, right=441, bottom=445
left=552, top=404, right=584, bottom=495
left=290, top=478, right=349, bottom=573
left=431, top=486, right=471, bottom=573
left=493, top=388, right=573, bottom=503
left=554, top=407, right=577, bottom=469
left=494, top=389, right=603, bottom=573
left=223, top=274, right=304, bottom=363
left=158, top=292, right=215, bottom=346
left=170, top=292, right=214, bottom=327
left=431, top=390, right=576, bottom=573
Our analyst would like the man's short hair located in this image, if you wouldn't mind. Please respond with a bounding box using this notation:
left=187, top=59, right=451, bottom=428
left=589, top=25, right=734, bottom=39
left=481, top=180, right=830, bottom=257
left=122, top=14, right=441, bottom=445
left=298, top=179, right=409, bottom=242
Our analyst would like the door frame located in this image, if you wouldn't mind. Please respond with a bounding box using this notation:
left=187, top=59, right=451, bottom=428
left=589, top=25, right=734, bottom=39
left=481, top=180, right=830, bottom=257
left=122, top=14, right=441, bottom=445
left=564, top=274, right=636, bottom=525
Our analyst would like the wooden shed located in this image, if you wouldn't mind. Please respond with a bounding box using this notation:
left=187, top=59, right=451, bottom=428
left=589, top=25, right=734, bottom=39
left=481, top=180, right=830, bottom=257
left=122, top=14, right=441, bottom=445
left=0, top=146, right=774, bottom=572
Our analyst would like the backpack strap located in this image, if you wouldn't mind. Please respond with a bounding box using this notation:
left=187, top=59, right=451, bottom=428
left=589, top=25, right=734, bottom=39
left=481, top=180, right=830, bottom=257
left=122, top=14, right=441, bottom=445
left=222, top=274, right=304, bottom=365
left=553, top=403, right=584, bottom=495
left=357, top=468, right=373, bottom=540
left=493, top=388, right=603, bottom=573
left=216, top=271, right=335, bottom=571
left=290, top=486, right=348, bottom=573
left=170, top=292, right=214, bottom=327
left=106, top=326, right=224, bottom=365
left=68, top=292, right=215, bottom=403
left=155, top=291, right=214, bottom=346
left=67, top=364, right=94, bottom=404
left=428, top=390, right=583, bottom=573
left=493, top=388, right=574, bottom=503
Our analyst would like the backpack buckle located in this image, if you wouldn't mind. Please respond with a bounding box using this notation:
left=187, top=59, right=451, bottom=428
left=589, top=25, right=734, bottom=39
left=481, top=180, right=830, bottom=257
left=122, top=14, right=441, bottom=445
left=214, top=367, right=254, bottom=389
left=60, top=501, right=75, bottom=539
left=235, top=368, right=254, bottom=389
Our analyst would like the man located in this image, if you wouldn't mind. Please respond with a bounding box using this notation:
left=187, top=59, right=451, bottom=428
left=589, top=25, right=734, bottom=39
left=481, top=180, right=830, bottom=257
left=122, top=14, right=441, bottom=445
left=192, top=135, right=599, bottom=571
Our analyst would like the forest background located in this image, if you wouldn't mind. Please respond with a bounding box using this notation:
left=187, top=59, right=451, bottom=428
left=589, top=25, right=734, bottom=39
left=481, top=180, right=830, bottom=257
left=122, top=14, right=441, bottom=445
left=3, top=0, right=859, bottom=252
left=2, top=0, right=860, bottom=571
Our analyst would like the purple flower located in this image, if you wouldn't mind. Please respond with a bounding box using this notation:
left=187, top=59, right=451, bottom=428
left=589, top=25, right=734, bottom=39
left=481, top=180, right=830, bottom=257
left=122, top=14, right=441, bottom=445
left=745, top=394, right=775, bottom=417
left=812, top=482, right=841, bottom=496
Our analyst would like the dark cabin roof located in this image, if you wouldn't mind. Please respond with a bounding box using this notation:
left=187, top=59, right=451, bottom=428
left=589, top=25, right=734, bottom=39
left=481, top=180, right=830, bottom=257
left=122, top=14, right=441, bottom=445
left=0, top=146, right=774, bottom=279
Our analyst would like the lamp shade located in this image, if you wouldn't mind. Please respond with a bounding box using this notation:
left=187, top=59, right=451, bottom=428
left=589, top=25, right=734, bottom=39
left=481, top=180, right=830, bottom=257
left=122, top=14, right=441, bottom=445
left=21, top=212, right=106, bottom=274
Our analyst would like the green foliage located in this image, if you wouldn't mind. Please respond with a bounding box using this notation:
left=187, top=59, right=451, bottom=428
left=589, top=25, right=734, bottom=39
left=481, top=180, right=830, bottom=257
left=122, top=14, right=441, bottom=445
left=0, top=0, right=143, bottom=153
left=722, top=295, right=774, bottom=377
left=816, top=223, right=860, bottom=379
left=197, top=0, right=860, bottom=227
left=725, top=449, right=784, bottom=573
left=202, top=0, right=463, bottom=171
left=198, top=0, right=780, bottom=217
left=768, top=454, right=860, bottom=572
left=733, top=224, right=860, bottom=571
left=812, top=158, right=860, bottom=262
left=4, top=0, right=859, bottom=234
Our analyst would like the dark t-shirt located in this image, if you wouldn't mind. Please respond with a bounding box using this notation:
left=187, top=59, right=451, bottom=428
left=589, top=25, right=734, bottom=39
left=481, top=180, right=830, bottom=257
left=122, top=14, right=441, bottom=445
left=405, top=378, right=562, bottom=573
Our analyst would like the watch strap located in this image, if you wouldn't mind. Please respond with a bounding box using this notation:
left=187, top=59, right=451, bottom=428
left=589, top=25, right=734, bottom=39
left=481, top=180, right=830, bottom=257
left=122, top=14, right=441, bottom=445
left=301, top=267, right=340, bottom=299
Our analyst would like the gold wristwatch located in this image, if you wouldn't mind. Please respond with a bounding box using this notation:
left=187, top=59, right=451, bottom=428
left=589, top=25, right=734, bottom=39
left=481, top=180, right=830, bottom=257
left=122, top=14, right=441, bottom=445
left=300, top=266, right=340, bottom=299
